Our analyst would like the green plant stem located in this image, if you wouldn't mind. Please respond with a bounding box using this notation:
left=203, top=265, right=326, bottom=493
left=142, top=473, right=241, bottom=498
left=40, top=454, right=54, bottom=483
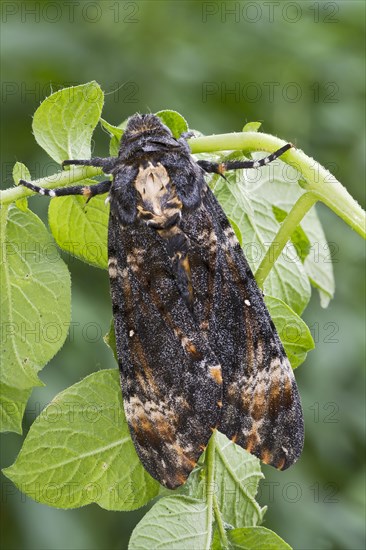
left=1, top=132, right=364, bottom=243
left=188, top=132, right=365, bottom=239
left=206, top=433, right=229, bottom=549
left=0, top=166, right=102, bottom=205
left=255, top=192, right=318, bottom=288
left=205, top=435, right=215, bottom=550
left=213, top=494, right=229, bottom=549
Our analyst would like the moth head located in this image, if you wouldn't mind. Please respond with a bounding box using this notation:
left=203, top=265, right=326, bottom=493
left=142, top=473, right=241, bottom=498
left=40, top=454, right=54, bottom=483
left=123, top=113, right=172, bottom=140
left=118, top=114, right=181, bottom=160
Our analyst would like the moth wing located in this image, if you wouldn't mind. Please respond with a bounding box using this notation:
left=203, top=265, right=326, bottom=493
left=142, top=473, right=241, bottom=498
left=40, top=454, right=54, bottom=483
left=182, top=187, right=304, bottom=470
left=108, top=213, right=223, bottom=489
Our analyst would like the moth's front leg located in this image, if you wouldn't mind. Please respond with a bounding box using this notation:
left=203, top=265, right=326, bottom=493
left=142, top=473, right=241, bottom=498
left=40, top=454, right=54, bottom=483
left=20, top=179, right=112, bottom=200
left=62, top=156, right=117, bottom=173
left=197, top=143, right=293, bottom=175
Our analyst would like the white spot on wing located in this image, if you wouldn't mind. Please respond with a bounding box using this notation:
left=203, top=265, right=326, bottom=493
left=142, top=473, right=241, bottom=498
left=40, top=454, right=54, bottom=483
left=222, top=226, right=239, bottom=250
left=108, top=257, right=118, bottom=278
left=108, top=265, right=117, bottom=278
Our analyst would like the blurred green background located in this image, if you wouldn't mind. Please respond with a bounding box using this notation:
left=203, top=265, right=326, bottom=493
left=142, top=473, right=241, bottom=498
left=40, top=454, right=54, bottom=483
left=1, top=1, right=365, bottom=549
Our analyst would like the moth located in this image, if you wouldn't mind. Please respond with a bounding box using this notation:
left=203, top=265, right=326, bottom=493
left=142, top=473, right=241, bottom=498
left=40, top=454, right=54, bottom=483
left=20, top=114, right=304, bottom=489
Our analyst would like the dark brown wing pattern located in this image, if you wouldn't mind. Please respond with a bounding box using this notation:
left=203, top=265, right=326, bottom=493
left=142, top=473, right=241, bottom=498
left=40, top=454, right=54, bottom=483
left=108, top=211, right=223, bottom=489
left=180, top=187, right=304, bottom=470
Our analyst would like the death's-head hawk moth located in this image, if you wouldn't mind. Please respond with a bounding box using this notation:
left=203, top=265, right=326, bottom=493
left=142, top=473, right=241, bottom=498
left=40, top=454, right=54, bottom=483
left=21, top=113, right=304, bottom=489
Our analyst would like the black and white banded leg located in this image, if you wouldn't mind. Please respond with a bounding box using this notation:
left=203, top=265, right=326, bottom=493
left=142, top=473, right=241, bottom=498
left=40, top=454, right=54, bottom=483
left=62, top=156, right=117, bottom=173
left=197, top=143, right=293, bottom=176
left=19, top=179, right=112, bottom=201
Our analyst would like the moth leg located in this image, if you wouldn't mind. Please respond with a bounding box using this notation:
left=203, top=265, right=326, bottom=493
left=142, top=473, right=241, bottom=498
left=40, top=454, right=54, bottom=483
left=19, top=179, right=112, bottom=201
left=62, top=157, right=117, bottom=173
left=180, top=131, right=195, bottom=139
left=197, top=143, right=293, bottom=175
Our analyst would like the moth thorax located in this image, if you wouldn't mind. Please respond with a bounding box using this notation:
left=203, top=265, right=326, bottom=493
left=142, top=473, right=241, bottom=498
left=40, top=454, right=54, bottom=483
left=135, top=162, right=170, bottom=204
left=135, top=162, right=182, bottom=227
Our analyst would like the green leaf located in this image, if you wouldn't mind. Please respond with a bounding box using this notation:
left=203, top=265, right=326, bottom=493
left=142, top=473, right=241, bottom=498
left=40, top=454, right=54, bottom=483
left=3, top=369, right=159, bottom=510
left=12, top=162, right=31, bottom=184
left=265, top=295, right=315, bottom=369
left=109, top=137, right=120, bottom=157
left=226, top=526, right=292, bottom=550
left=100, top=118, right=124, bottom=141
left=186, top=432, right=265, bottom=529
left=0, top=383, right=31, bottom=434
left=272, top=205, right=310, bottom=263
left=210, top=529, right=224, bottom=550
left=0, top=205, right=71, bottom=392
left=108, top=136, right=120, bottom=157
left=213, top=170, right=311, bottom=315
left=103, top=320, right=118, bottom=362
left=243, top=122, right=262, bottom=132
left=13, top=162, right=30, bottom=212
left=252, top=158, right=335, bottom=307
left=301, top=210, right=335, bottom=308
left=48, top=187, right=109, bottom=269
left=100, top=118, right=124, bottom=157
left=32, top=81, right=104, bottom=164
left=227, top=217, right=243, bottom=247
left=129, top=496, right=211, bottom=550
left=213, top=432, right=265, bottom=528
left=155, top=110, right=188, bottom=138
left=0, top=204, right=32, bottom=434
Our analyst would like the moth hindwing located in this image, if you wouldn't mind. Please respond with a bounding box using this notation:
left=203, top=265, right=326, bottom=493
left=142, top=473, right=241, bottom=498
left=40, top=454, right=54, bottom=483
left=20, top=113, right=304, bottom=489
